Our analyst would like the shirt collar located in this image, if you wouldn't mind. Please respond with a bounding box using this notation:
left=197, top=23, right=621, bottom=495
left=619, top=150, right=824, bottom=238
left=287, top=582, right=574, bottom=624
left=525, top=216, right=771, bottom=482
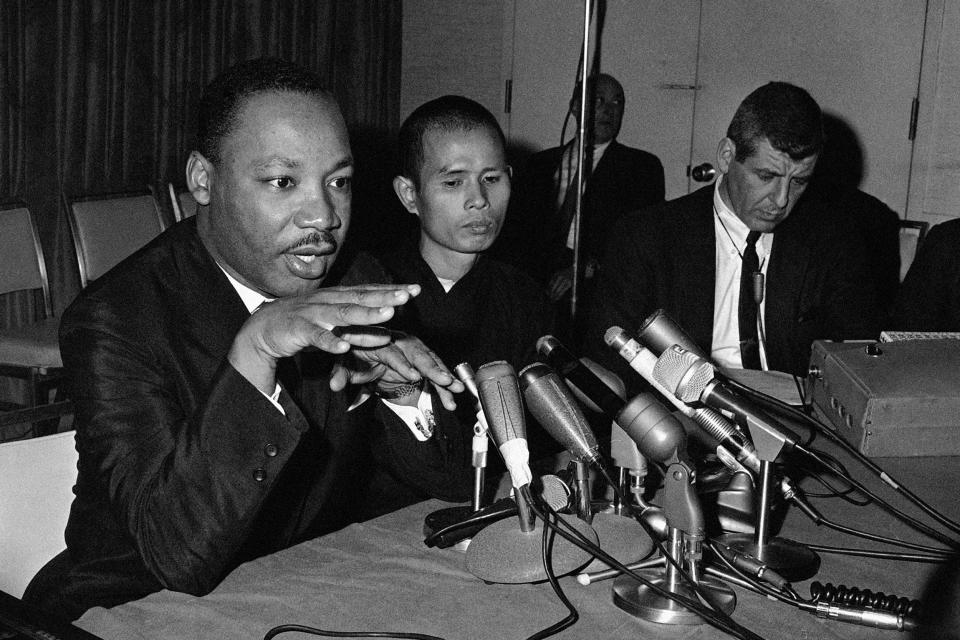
left=217, top=264, right=273, bottom=313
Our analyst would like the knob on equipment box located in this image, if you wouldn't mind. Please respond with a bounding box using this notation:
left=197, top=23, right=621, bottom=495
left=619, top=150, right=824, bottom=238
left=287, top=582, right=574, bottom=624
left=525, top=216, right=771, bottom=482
left=806, top=339, right=960, bottom=457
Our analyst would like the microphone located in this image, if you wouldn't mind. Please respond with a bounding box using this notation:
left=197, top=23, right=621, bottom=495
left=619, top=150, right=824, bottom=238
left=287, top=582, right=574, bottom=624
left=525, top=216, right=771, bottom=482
left=654, top=346, right=822, bottom=581
left=615, top=391, right=687, bottom=466
left=652, top=345, right=800, bottom=456
left=636, top=309, right=709, bottom=359
left=519, top=362, right=600, bottom=523
left=605, top=327, right=820, bottom=518
left=615, top=392, right=706, bottom=537
left=467, top=361, right=599, bottom=583
left=475, top=361, right=534, bottom=530
left=604, top=326, right=760, bottom=471
left=537, top=335, right=625, bottom=418
left=520, top=363, right=660, bottom=564
left=454, top=362, right=488, bottom=512
left=519, top=363, right=602, bottom=466
left=423, top=474, right=571, bottom=549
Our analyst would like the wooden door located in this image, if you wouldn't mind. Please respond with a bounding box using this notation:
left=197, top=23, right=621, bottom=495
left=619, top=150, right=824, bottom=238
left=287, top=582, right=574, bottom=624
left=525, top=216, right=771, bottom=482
left=688, top=1, right=927, bottom=213
left=507, top=1, right=927, bottom=211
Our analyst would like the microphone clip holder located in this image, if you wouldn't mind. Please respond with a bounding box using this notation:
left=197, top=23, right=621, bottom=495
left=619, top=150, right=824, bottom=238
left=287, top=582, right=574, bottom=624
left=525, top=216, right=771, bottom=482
left=612, top=460, right=737, bottom=625
left=716, top=415, right=821, bottom=581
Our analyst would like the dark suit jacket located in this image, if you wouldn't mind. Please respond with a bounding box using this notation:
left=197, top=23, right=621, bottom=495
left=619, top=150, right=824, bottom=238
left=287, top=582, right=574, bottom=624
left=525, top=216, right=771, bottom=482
left=24, top=219, right=460, bottom=620
left=891, top=217, right=960, bottom=331
left=583, top=185, right=880, bottom=389
left=495, top=140, right=665, bottom=284
left=342, top=242, right=557, bottom=518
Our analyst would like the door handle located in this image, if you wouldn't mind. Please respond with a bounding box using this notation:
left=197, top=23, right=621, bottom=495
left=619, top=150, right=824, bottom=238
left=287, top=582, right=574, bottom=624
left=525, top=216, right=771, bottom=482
left=689, top=163, right=716, bottom=182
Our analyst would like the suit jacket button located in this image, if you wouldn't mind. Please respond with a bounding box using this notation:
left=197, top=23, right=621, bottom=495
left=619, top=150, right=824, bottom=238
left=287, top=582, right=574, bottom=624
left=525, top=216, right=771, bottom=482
left=264, top=443, right=278, bottom=457
left=253, top=468, right=267, bottom=482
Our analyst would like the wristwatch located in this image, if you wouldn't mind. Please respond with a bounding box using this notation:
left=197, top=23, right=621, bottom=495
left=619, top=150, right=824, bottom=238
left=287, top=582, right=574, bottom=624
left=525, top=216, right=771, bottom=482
left=376, top=380, right=424, bottom=399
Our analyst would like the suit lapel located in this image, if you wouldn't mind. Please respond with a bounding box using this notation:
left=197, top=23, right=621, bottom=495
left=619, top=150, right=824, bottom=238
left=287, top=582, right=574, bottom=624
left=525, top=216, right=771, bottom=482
left=673, top=188, right=717, bottom=352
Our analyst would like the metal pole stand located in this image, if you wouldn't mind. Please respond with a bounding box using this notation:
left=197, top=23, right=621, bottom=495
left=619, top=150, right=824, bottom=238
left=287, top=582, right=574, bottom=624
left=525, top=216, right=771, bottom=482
left=717, top=416, right=820, bottom=581
left=611, top=461, right=736, bottom=624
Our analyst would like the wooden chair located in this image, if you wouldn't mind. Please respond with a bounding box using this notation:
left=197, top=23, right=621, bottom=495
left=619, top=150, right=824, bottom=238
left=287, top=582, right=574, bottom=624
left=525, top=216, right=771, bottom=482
left=0, top=201, right=63, bottom=419
left=899, top=220, right=929, bottom=282
left=64, top=190, right=167, bottom=288
left=168, top=182, right=198, bottom=222
left=0, top=429, right=77, bottom=597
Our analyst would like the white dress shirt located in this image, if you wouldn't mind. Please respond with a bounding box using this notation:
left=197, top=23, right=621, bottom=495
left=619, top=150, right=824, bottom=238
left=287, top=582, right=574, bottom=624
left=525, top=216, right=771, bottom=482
left=711, top=176, right=772, bottom=370
left=556, top=139, right=612, bottom=249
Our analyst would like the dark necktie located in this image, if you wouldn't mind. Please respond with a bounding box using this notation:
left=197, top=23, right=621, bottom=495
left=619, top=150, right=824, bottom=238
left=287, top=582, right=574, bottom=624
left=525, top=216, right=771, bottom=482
left=557, top=168, right=581, bottom=242
left=738, top=230, right=762, bottom=369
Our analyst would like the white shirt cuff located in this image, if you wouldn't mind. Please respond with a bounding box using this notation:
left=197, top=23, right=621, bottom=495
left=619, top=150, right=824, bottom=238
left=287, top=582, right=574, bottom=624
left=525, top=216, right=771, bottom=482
left=381, top=388, right=436, bottom=442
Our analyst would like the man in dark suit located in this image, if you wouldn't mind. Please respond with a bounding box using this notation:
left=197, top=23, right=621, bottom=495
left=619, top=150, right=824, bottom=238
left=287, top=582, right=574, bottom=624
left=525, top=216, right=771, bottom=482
left=584, top=81, right=879, bottom=390
left=24, top=58, right=466, bottom=620
left=891, top=218, right=960, bottom=331
left=494, top=74, right=664, bottom=340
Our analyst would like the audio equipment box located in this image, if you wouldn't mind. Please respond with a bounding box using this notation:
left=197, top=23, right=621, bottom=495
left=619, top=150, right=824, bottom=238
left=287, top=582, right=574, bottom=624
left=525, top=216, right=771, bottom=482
left=806, top=339, right=960, bottom=457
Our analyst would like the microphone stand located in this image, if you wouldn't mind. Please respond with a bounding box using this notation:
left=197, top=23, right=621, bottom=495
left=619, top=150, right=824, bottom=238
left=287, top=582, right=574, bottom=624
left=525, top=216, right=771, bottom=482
left=471, top=416, right=488, bottom=512
left=612, top=457, right=736, bottom=624
left=717, top=413, right=821, bottom=581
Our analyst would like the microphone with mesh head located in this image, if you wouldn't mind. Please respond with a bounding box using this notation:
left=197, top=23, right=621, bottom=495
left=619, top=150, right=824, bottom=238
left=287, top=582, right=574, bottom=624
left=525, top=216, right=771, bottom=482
left=651, top=345, right=800, bottom=455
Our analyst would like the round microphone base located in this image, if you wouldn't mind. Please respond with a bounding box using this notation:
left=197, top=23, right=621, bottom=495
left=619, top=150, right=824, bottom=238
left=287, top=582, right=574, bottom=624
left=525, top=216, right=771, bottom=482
left=580, top=508, right=656, bottom=574
left=612, top=570, right=736, bottom=625
left=717, top=533, right=821, bottom=582
left=465, top=514, right=598, bottom=584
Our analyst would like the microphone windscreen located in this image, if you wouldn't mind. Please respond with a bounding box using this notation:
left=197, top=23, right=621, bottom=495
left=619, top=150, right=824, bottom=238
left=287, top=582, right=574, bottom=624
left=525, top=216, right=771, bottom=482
left=652, top=345, right=714, bottom=403
left=519, top=363, right=599, bottom=462
left=615, top=392, right=686, bottom=464
left=604, top=325, right=631, bottom=352
left=538, top=474, right=572, bottom=511
left=637, top=309, right=709, bottom=359
left=475, top=361, right=527, bottom=446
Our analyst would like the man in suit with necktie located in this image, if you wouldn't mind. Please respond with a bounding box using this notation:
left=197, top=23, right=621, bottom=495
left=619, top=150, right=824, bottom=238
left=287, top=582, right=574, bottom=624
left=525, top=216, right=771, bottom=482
left=494, top=73, right=664, bottom=342
left=583, top=81, right=879, bottom=394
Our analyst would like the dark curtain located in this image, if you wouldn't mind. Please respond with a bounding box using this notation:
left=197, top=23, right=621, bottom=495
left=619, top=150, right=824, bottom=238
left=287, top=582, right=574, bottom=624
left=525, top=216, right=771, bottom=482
left=0, top=0, right=401, bottom=403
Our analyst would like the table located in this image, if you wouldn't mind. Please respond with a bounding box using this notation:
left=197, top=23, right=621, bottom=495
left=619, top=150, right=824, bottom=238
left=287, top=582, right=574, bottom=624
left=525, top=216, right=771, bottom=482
left=76, top=444, right=958, bottom=640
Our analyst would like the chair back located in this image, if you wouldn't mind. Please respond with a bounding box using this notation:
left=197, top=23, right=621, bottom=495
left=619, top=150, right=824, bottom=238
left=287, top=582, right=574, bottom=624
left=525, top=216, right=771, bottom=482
left=168, top=182, right=198, bottom=222
left=0, top=430, right=77, bottom=597
left=65, top=191, right=166, bottom=287
left=0, top=201, right=52, bottom=317
left=899, top=220, right=929, bottom=282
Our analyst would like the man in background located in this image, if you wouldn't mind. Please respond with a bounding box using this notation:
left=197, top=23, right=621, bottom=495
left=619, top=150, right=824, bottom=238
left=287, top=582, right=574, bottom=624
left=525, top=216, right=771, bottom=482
left=495, top=73, right=664, bottom=341
left=584, top=81, right=878, bottom=392
left=891, top=217, right=960, bottom=331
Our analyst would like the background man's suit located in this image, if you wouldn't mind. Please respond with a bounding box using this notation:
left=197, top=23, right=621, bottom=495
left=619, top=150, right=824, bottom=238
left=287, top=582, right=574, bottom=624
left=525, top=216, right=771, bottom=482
left=495, top=140, right=665, bottom=285
left=583, top=185, right=880, bottom=392
left=891, top=217, right=960, bottom=331
left=24, top=219, right=465, bottom=620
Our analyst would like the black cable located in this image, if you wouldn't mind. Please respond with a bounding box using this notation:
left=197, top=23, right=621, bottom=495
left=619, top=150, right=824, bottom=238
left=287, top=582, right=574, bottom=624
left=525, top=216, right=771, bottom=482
left=797, top=468, right=871, bottom=505
left=262, top=624, right=446, bottom=640
left=527, top=493, right=756, bottom=640
left=526, top=505, right=578, bottom=640
left=707, top=541, right=813, bottom=612
left=727, top=376, right=960, bottom=541
left=800, top=543, right=954, bottom=563
left=524, top=481, right=766, bottom=640
left=813, top=514, right=953, bottom=555
left=797, top=444, right=960, bottom=548
left=790, top=373, right=807, bottom=407
left=791, top=449, right=871, bottom=505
